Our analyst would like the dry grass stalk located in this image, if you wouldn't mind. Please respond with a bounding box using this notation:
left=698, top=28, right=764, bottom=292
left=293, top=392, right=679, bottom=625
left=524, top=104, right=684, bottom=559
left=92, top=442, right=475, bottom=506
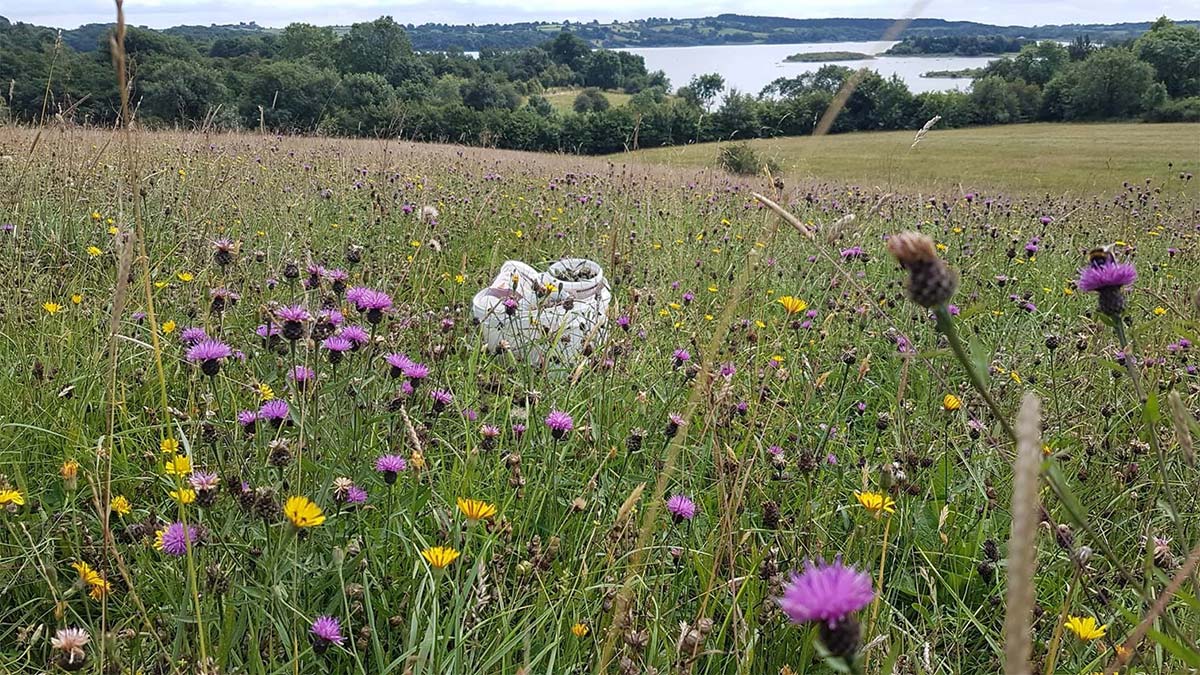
left=1166, top=390, right=1194, bottom=468
left=1004, top=393, right=1042, bottom=675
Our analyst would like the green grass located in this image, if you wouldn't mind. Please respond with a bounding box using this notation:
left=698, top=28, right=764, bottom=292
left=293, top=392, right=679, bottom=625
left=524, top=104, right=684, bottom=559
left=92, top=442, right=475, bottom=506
left=542, top=88, right=633, bottom=112
left=625, top=122, right=1200, bottom=194
left=0, top=125, right=1198, bottom=675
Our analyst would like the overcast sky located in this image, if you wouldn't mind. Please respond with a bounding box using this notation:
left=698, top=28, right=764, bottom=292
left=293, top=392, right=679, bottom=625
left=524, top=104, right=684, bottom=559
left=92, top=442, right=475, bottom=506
left=4, top=0, right=1192, bottom=30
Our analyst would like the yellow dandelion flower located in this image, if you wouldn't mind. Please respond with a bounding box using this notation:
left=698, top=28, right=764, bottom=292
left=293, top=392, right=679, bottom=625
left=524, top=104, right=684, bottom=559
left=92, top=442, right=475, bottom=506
left=457, top=498, right=498, bottom=523
left=88, top=580, right=111, bottom=600
left=161, top=320, right=176, bottom=334
left=257, top=383, right=275, bottom=401
left=513, top=229, right=523, bottom=239
left=71, top=561, right=103, bottom=586
left=176, top=272, right=194, bottom=283
left=170, top=489, right=196, bottom=505
left=1153, top=306, right=1166, bottom=316
left=91, top=211, right=102, bottom=221
left=1065, top=616, right=1107, bottom=641
left=87, top=246, right=103, bottom=257
left=777, top=296, right=808, bottom=315
left=454, top=274, right=466, bottom=285
left=0, top=489, right=26, bottom=506
left=110, top=495, right=132, bottom=516
left=160, top=438, right=180, bottom=454
left=284, top=496, right=325, bottom=528
left=60, top=460, right=80, bottom=479
left=420, top=546, right=460, bottom=569
left=107, top=225, right=118, bottom=235
left=854, top=490, right=896, bottom=517
left=153, top=528, right=165, bottom=550
left=942, top=394, right=962, bottom=411
left=164, top=455, right=191, bottom=476
left=154, top=280, right=168, bottom=289
left=1009, top=371, right=1022, bottom=384
left=571, top=622, right=589, bottom=638
left=71, top=294, right=83, bottom=305
left=43, top=302, right=63, bottom=314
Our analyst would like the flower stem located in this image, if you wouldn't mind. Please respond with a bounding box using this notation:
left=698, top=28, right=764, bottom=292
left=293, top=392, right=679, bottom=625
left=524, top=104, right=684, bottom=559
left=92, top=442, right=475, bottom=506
left=934, top=307, right=1017, bottom=446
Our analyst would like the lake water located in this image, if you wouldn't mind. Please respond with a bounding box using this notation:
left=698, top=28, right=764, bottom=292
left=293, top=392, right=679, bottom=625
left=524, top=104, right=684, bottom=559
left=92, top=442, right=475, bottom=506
left=620, top=41, right=996, bottom=96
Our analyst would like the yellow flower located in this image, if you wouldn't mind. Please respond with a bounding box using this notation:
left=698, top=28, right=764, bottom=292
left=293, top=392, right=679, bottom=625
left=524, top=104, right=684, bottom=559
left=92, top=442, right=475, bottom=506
left=161, top=320, right=176, bottom=334
left=43, top=302, right=63, bottom=314
left=454, top=274, right=466, bottom=285
left=108, top=225, right=119, bottom=235
left=87, top=246, right=103, bottom=257
left=942, top=394, right=962, bottom=411
left=71, top=294, right=83, bottom=305
left=1153, top=306, right=1166, bottom=316
left=0, top=489, right=25, bottom=506
left=160, top=438, right=179, bottom=454
left=257, top=383, right=275, bottom=401
left=1009, top=371, right=1022, bottom=384
left=91, top=211, right=102, bottom=221
left=284, top=496, right=325, bottom=528
left=110, top=495, right=132, bottom=516
left=777, top=296, right=808, bottom=315
left=1065, top=616, right=1107, bottom=641
left=854, top=490, right=896, bottom=517
left=571, top=622, right=589, bottom=638
left=89, top=580, right=111, bottom=600
left=153, top=528, right=166, bottom=550
left=164, top=455, right=191, bottom=476
left=72, top=560, right=101, bottom=585
left=60, top=460, right=80, bottom=479
left=513, top=229, right=523, bottom=239
left=170, top=489, right=196, bottom=505
left=457, top=498, right=497, bottom=522
left=420, top=546, right=460, bottom=569
left=176, top=272, right=194, bottom=283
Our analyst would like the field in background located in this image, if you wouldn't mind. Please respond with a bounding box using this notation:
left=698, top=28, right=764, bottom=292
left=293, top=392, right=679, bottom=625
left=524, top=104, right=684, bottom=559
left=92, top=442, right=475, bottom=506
left=541, top=88, right=634, bottom=112
left=625, top=122, right=1200, bottom=194
left=0, top=125, right=1198, bottom=674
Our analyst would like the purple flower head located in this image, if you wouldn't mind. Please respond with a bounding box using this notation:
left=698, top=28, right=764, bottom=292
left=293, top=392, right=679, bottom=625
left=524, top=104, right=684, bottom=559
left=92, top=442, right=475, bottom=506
left=256, top=324, right=281, bottom=339
left=616, top=315, right=631, bottom=330
left=385, top=352, right=414, bottom=377
left=403, top=362, right=430, bottom=380
left=1078, top=262, right=1137, bottom=292
left=236, top=410, right=258, bottom=427
left=345, top=485, right=367, bottom=504
left=180, top=327, right=209, bottom=345
left=340, top=325, right=370, bottom=348
left=666, top=494, right=697, bottom=522
left=322, top=335, right=353, bottom=352
left=767, top=445, right=784, bottom=457
left=186, top=339, right=233, bottom=363
left=318, top=309, right=344, bottom=327
left=189, top=470, right=220, bottom=491
left=375, top=454, right=406, bottom=485
left=776, top=556, right=874, bottom=627
left=545, top=410, right=573, bottom=439
left=310, top=616, right=345, bottom=646
left=462, top=408, right=478, bottom=422
left=672, top=349, right=691, bottom=366
left=276, top=305, right=312, bottom=323
left=357, top=290, right=393, bottom=312
left=511, top=423, right=527, bottom=438
left=345, top=286, right=370, bottom=307
left=430, top=389, right=453, bottom=407
left=839, top=246, right=865, bottom=260
left=481, top=424, right=500, bottom=438
left=159, top=522, right=197, bottom=557
left=259, top=399, right=290, bottom=423
left=289, top=366, right=315, bottom=386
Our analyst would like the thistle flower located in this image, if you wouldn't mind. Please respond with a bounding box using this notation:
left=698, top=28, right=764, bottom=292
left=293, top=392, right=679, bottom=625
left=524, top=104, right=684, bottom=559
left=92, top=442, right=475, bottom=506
left=672, top=348, right=691, bottom=367
left=284, top=496, right=325, bottom=528
left=340, top=325, right=370, bottom=349
left=385, top=352, right=415, bottom=378
left=288, top=366, right=316, bottom=390
left=374, top=454, right=407, bottom=484
left=186, top=339, right=233, bottom=376
left=545, top=409, right=573, bottom=439
left=776, top=557, right=874, bottom=660
left=51, top=627, right=91, bottom=671
left=886, top=231, right=959, bottom=308
left=1078, top=260, right=1137, bottom=317
left=310, top=615, right=345, bottom=653
left=420, top=545, right=460, bottom=569
left=430, top=388, right=453, bottom=412
left=666, top=494, right=697, bottom=522
left=156, top=522, right=197, bottom=556
left=179, top=326, right=209, bottom=345
left=276, top=305, right=311, bottom=340
left=259, top=399, right=290, bottom=427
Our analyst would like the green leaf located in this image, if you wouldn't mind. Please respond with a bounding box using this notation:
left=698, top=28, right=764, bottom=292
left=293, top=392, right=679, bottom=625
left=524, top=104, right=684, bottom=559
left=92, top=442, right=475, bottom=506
left=1145, top=625, right=1200, bottom=667
left=1142, top=389, right=1160, bottom=425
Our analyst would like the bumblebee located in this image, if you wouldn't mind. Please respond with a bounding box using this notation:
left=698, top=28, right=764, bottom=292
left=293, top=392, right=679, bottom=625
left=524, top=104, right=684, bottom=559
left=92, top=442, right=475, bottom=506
left=1087, top=244, right=1116, bottom=268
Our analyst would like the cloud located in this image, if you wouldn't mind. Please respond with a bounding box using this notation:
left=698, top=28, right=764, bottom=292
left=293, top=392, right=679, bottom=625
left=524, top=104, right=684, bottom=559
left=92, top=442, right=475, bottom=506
left=8, top=0, right=1193, bottom=30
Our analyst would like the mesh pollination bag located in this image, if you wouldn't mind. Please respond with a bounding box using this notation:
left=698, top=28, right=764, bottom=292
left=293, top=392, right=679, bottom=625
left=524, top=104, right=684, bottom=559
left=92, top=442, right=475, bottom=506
left=471, top=258, right=611, bottom=369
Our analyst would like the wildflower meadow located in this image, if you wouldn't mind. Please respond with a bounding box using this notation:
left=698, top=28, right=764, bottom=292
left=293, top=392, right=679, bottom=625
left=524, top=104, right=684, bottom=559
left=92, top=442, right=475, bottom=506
left=0, top=121, right=1198, bottom=675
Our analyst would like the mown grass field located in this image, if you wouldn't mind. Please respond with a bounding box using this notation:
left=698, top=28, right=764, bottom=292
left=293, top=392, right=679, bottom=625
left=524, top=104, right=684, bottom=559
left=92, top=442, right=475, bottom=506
left=542, top=88, right=634, bottom=113
left=626, top=122, right=1200, bottom=194
left=0, top=123, right=1197, bottom=675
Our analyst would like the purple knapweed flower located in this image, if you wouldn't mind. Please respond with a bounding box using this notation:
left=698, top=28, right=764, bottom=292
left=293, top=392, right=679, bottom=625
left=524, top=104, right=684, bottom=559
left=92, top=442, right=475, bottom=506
left=158, top=522, right=198, bottom=557
left=310, top=615, right=344, bottom=652
left=187, top=339, right=233, bottom=376
left=666, top=494, right=697, bottom=522
left=776, top=556, right=874, bottom=627
left=545, top=409, right=573, bottom=439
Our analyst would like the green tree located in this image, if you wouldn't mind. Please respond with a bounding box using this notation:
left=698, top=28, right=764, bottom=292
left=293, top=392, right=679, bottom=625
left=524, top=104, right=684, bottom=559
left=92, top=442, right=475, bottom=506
left=328, top=72, right=397, bottom=135
left=582, top=50, right=623, bottom=89
left=970, top=75, right=1021, bottom=124
left=337, top=17, right=412, bottom=76
left=1135, top=17, right=1200, bottom=97
left=242, top=60, right=339, bottom=130
left=1011, top=41, right=1069, bottom=85
left=141, top=59, right=230, bottom=123
left=546, top=32, right=591, bottom=71
left=461, top=75, right=519, bottom=111
left=279, top=23, right=338, bottom=68
left=679, top=73, right=725, bottom=109
left=572, top=88, right=610, bottom=113
left=1065, top=48, right=1156, bottom=118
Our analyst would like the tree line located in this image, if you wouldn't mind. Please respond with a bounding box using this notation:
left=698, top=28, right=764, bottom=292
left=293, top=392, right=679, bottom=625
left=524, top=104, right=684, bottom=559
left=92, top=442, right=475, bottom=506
left=0, top=15, right=1196, bottom=155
